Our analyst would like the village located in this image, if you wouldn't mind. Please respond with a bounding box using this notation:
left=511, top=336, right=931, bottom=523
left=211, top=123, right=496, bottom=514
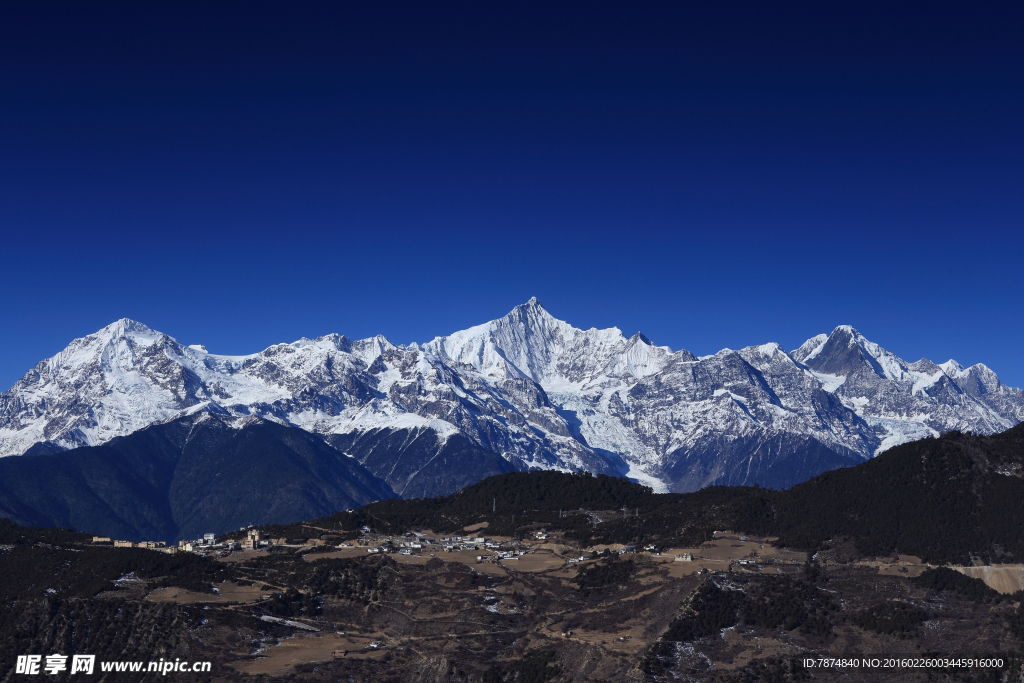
left=91, top=521, right=1024, bottom=596
left=94, top=527, right=563, bottom=564
left=89, top=525, right=912, bottom=576
left=93, top=524, right=730, bottom=571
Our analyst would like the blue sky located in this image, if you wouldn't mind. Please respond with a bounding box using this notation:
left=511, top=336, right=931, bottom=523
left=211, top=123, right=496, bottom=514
left=1, top=2, right=1022, bottom=391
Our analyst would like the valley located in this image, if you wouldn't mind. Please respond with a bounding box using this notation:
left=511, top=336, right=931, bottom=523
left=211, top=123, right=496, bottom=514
left=2, top=406, right=1024, bottom=682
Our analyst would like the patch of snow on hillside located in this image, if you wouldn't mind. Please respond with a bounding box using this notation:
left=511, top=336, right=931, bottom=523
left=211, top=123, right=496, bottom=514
left=329, top=412, right=460, bottom=441
left=911, top=371, right=944, bottom=395
left=866, top=417, right=939, bottom=455
left=807, top=371, right=846, bottom=393
left=623, top=464, right=669, bottom=493
left=844, top=396, right=870, bottom=411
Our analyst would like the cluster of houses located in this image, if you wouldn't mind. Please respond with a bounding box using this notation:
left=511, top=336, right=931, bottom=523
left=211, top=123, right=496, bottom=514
left=358, top=532, right=529, bottom=561
left=93, top=536, right=170, bottom=550
left=93, top=528, right=269, bottom=555
left=177, top=529, right=269, bottom=553
left=566, top=553, right=593, bottom=564
left=93, top=536, right=174, bottom=552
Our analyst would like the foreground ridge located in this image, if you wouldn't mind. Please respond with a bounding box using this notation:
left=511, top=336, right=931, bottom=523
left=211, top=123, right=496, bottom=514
left=2, top=425, right=1023, bottom=682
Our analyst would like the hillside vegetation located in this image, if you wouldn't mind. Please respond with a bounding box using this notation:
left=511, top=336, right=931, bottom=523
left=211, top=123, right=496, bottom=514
left=327, top=424, right=1024, bottom=565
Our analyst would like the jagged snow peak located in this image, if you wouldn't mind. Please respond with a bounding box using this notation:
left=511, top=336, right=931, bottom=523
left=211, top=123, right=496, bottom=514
left=791, top=334, right=828, bottom=364
left=1, top=303, right=1022, bottom=494
left=792, top=325, right=1021, bottom=454
left=422, top=297, right=672, bottom=390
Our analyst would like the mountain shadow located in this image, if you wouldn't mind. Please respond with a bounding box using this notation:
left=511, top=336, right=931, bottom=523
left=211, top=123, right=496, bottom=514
left=0, top=412, right=394, bottom=543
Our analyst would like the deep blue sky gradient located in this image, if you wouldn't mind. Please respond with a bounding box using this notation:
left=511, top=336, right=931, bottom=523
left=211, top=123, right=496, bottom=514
left=1, top=2, right=1022, bottom=390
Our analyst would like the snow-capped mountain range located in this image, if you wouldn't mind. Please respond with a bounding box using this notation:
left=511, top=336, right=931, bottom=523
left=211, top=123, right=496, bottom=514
left=2, top=298, right=1021, bottom=495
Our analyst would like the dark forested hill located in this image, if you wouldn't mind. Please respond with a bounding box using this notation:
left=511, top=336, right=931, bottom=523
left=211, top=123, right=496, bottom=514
left=769, top=423, right=1024, bottom=563
left=0, top=412, right=394, bottom=543
left=331, top=424, right=1024, bottom=565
